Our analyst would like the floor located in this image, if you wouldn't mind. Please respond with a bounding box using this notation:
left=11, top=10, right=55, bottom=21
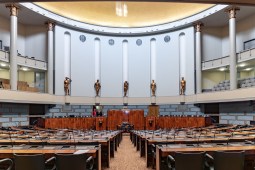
left=103, top=135, right=153, bottom=170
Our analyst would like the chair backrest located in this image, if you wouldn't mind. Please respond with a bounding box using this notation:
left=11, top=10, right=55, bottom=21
left=14, top=153, right=45, bottom=170
left=214, top=151, right=244, bottom=170
left=175, top=152, right=205, bottom=170
left=55, top=153, right=87, bottom=170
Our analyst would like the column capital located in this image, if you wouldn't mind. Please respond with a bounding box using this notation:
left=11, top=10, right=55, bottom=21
left=45, top=21, right=55, bottom=31
left=5, top=4, right=19, bottom=17
left=194, top=22, right=204, bottom=32
left=225, top=6, right=240, bottom=19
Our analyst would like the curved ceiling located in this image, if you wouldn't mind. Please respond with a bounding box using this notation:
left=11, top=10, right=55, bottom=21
left=35, top=2, right=214, bottom=27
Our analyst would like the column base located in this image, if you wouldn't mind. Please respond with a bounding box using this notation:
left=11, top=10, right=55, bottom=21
left=151, top=96, right=156, bottom=105
left=123, top=97, right=128, bottom=105
left=65, top=96, right=71, bottom=104
left=180, top=95, right=185, bottom=104
left=95, top=96, right=100, bottom=105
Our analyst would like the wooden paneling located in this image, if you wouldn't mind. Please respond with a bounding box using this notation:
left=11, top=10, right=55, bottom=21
left=157, top=116, right=207, bottom=129
left=129, top=110, right=144, bottom=130
left=145, top=116, right=156, bottom=130
left=148, top=105, right=159, bottom=117
left=45, top=117, right=95, bottom=130
left=96, top=117, right=107, bottom=131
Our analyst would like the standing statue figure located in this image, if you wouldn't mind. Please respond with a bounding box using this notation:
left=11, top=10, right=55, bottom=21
left=150, top=80, right=157, bottom=96
left=180, top=77, right=186, bottom=95
left=123, top=81, right=129, bottom=97
left=64, top=77, right=71, bottom=95
left=94, top=79, right=101, bottom=97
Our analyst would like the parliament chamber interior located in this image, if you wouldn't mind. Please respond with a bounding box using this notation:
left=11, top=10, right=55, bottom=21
left=0, top=0, right=255, bottom=169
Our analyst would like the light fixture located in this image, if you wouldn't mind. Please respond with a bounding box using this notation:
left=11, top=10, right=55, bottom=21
left=244, top=68, right=253, bottom=71
left=0, top=63, right=7, bottom=67
left=219, top=67, right=226, bottom=71
left=116, top=2, right=128, bottom=17
left=21, top=67, right=29, bottom=71
left=238, top=63, right=246, bottom=67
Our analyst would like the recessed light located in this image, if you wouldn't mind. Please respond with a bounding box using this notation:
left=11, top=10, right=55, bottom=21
left=21, top=67, right=29, bottom=71
left=239, top=63, right=246, bottom=67
left=219, top=67, right=226, bottom=71
left=244, top=68, right=252, bottom=71
left=0, top=63, right=7, bottom=67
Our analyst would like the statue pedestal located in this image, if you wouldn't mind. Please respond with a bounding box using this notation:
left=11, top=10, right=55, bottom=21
left=95, top=96, right=100, bottom=105
left=123, top=97, right=128, bottom=105
left=151, top=96, right=156, bottom=105
left=65, top=96, right=71, bottom=104
left=180, top=95, right=185, bottom=104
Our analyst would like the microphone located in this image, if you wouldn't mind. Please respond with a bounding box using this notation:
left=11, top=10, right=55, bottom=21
left=227, top=126, right=238, bottom=145
left=72, top=130, right=76, bottom=151
left=35, top=129, right=45, bottom=152
left=197, top=129, right=203, bottom=146
left=8, top=129, right=13, bottom=148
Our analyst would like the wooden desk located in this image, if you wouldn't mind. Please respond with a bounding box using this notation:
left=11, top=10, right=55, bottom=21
left=0, top=145, right=101, bottom=170
left=156, top=143, right=255, bottom=170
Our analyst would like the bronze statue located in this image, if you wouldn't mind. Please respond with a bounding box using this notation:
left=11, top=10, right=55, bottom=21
left=64, top=77, right=71, bottom=95
left=180, top=77, right=186, bottom=95
left=94, top=79, right=101, bottom=96
left=150, top=80, right=157, bottom=96
left=123, top=81, right=129, bottom=97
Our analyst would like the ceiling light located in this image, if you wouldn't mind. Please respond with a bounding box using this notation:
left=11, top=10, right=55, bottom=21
left=21, top=67, right=29, bottom=71
left=0, top=63, right=7, bottom=67
left=244, top=68, right=252, bottom=71
left=239, top=63, right=246, bottom=67
left=219, top=67, right=226, bottom=71
left=116, top=2, right=128, bottom=17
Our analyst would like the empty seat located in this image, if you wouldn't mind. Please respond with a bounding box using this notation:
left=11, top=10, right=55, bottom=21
left=167, top=152, right=206, bottom=170
left=209, top=151, right=244, bottom=170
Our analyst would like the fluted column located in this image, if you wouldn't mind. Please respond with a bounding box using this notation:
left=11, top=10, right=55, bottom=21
left=226, top=7, right=240, bottom=90
left=195, top=22, right=203, bottom=94
left=6, top=4, right=18, bottom=91
left=46, top=21, right=55, bottom=94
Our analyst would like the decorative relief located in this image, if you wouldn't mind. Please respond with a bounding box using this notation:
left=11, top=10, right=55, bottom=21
left=108, top=39, right=114, bottom=45
left=79, top=35, right=86, bottom=42
left=164, top=35, right=171, bottom=43
left=136, top=39, right=142, bottom=46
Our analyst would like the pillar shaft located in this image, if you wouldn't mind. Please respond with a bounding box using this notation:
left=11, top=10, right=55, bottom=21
left=47, top=22, right=54, bottom=94
left=6, top=4, right=18, bottom=91
left=227, top=7, right=239, bottom=90
left=195, top=23, right=203, bottom=94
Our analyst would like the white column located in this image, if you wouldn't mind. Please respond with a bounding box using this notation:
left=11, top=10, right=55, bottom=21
left=123, top=40, right=128, bottom=82
left=6, top=4, right=18, bottom=91
left=95, top=38, right=101, bottom=81
left=64, top=32, right=71, bottom=79
left=227, top=7, right=239, bottom=90
left=195, top=22, right=203, bottom=94
left=46, top=22, right=54, bottom=94
left=179, top=33, right=186, bottom=78
left=150, top=38, right=156, bottom=81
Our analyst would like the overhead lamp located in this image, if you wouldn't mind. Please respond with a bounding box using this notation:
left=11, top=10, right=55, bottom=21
left=21, top=67, right=29, bottom=71
left=238, top=63, right=246, bottom=67
left=244, top=68, right=253, bottom=71
left=219, top=67, right=226, bottom=71
left=0, top=63, right=7, bottom=67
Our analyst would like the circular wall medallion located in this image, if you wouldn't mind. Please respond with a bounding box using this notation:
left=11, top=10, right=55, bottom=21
left=109, top=39, right=114, bottom=45
left=79, top=35, right=86, bottom=42
left=136, top=39, right=142, bottom=46
left=164, top=35, right=171, bottom=42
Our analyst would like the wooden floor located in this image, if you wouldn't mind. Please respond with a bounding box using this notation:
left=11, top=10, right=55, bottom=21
left=104, top=135, right=153, bottom=170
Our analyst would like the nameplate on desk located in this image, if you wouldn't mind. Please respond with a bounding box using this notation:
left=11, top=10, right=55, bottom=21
left=74, top=150, right=89, bottom=155
left=200, top=144, right=213, bottom=148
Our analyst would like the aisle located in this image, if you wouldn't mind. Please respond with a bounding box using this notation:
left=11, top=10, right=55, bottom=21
left=103, top=135, right=153, bottom=170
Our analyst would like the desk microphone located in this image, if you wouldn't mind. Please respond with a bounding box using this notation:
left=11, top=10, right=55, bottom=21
left=227, top=126, right=238, bottom=145
left=197, top=129, right=203, bottom=146
left=71, top=130, right=77, bottom=151
left=35, top=130, right=45, bottom=152
left=8, top=129, right=13, bottom=148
